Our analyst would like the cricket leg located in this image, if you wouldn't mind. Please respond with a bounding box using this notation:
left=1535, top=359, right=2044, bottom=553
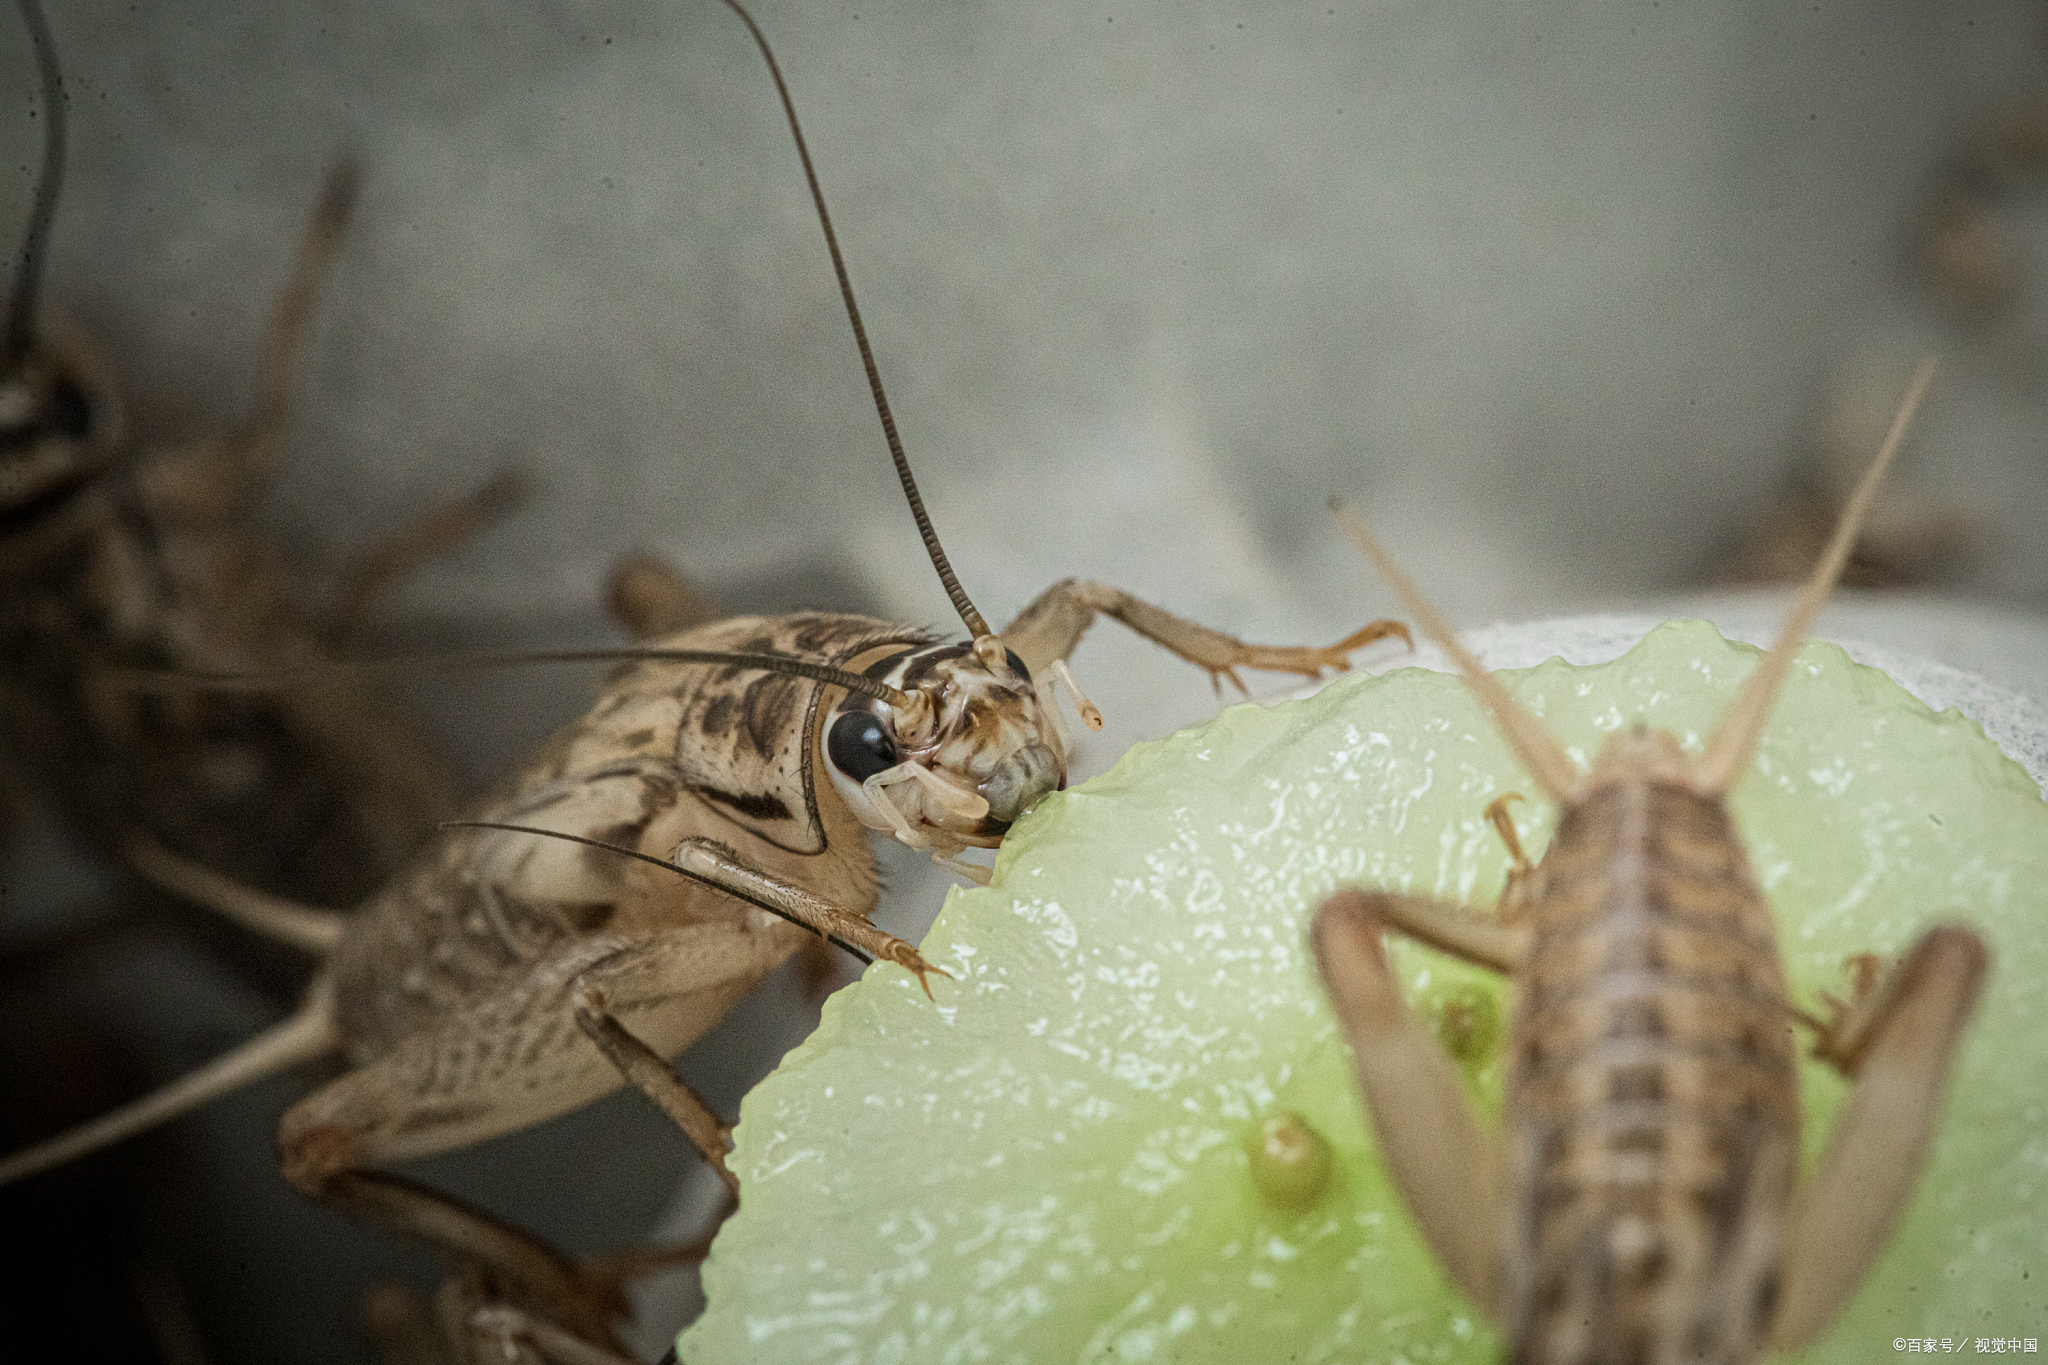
left=1768, top=926, right=1988, bottom=1351
left=276, top=923, right=801, bottom=1355
left=283, top=1164, right=631, bottom=1355
left=1482, top=793, right=1538, bottom=924
left=136, top=161, right=360, bottom=520
left=468, top=1305, right=638, bottom=1365
left=605, top=553, right=722, bottom=641
left=998, top=578, right=1409, bottom=695
left=669, top=837, right=946, bottom=994
left=572, top=985, right=738, bottom=1197
left=1311, top=889, right=1519, bottom=1317
left=453, top=1220, right=727, bottom=1365
left=327, top=469, right=529, bottom=640
left=121, top=832, right=347, bottom=954
left=362, top=1282, right=461, bottom=1365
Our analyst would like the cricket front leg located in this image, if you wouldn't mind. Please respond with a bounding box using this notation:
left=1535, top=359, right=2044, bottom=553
left=1769, top=926, right=1988, bottom=1351
left=668, top=837, right=946, bottom=995
left=1311, top=889, right=1521, bottom=1318
left=999, top=578, right=1409, bottom=696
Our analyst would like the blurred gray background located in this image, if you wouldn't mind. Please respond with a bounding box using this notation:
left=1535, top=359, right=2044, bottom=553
left=5, top=1, right=2048, bottom=1361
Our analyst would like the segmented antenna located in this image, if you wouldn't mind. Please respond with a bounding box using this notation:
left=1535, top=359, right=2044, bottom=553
left=4, top=0, right=65, bottom=368
left=714, top=0, right=992, bottom=641
left=1690, top=356, right=1938, bottom=794
left=109, top=646, right=916, bottom=707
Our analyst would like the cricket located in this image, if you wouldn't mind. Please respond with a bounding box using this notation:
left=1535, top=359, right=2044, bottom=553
left=0, top=1, right=1406, bottom=1360
left=1313, top=355, right=1988, bottom=1365
left=0, top=0, right=520, bottom=934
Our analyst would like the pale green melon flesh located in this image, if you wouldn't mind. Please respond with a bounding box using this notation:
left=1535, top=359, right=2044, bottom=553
left=682, top=621, right=2048, bottom=1364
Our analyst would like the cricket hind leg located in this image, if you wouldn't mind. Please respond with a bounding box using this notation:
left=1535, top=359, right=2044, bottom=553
left=997, top=577, right=1408, bottom=695
left=1768, top=926, right=1988, bottom=1352
left=1311, top=888, right=1518, bottom=1318
left=278, top=925, right=796, bottom=1360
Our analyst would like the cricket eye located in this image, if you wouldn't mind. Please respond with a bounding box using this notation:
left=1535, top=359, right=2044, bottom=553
left=828, top=710, right=899, bottom=781
left=1005, top=649, right=1031, bottom=682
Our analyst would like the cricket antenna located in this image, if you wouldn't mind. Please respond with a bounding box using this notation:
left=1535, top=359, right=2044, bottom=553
left=1331, top=500, right=1585, bottom=803
left=4, top=0, right=66, bottom=369
left=1691, top=356, right=1938, bottom=795
left=713, top=0, right=994, bottom=644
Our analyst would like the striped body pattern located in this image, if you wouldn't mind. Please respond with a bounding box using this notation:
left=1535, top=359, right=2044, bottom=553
left=1506, top=776, right=1799, bottom=1365
left=299, top=613, right=927, bottom=1162
left=329, top=612, right=921, bottom=1057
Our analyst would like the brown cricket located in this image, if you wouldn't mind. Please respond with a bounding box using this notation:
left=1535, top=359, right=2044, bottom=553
left=1312, top=356, right=1988, bottom=1365
left=0, top=0, right=518, bottom=934
left=0, top=2, right=1406, bottom=1361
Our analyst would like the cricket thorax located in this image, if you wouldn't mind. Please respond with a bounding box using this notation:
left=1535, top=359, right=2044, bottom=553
left=1506, top=777, right=1801, bottom=1365
left=824, top=641, right=1065, bottom=851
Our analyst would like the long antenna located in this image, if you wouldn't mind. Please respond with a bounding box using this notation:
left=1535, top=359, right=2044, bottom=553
left=1690, top=356, right=1938, bottom=794
left=107, top=646, right=917, bottom=707
left=714, top=0, right=992, bottom=641
left=4, top=0, right=65, bottom=368
left=1331, top=500, right=1584, bottom=803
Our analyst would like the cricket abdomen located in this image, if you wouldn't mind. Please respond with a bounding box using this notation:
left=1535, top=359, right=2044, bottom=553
left=1505, top=778, right=1800, bottom=1365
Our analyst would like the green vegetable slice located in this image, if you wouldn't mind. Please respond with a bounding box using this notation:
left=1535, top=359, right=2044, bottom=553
left=683, top=620, right=2048, bottom=1365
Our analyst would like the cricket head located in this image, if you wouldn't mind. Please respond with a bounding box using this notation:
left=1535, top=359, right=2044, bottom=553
left=0, top=338, right=114, bottom=519
left=823, top=639, right=1066, bottom=851
left=2, top=0, right=119, bottom=524
left=1588, top=723, right=1689, bottom=785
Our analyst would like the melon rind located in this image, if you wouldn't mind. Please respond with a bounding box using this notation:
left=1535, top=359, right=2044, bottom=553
left=683, top=621, right=2048, bottom=1364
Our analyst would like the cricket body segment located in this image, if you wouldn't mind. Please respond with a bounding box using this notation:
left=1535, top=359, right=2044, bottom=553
left=1316, top=357, right=1990, bottom=1365
left=1501, top=764, right=1800, bottom=1364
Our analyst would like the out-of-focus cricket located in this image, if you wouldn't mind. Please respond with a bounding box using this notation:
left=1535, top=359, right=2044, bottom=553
left=0, top=0, right=518, bottom=939
left=1313, top=357, right=1988, bottom=1365
left=0, top=1, right=1407, bottom=1360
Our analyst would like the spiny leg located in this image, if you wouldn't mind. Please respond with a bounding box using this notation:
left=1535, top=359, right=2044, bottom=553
left=572, top=986, right=738, bottom=1197
left=1311, top=889, right=1514, bottom=1317
left=669, top=837, right=945, bottom=994
left=1769, top=926, right=1988, bottom=1351
left=998, top=577, right=1409, bottom=696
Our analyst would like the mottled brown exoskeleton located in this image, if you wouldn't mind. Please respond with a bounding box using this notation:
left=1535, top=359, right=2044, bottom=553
left=0, top=0, right=519, bottom=934
left=0, top=2, right=1406, bottom=1361
left=1313, top=358, right=1988, bottom=1365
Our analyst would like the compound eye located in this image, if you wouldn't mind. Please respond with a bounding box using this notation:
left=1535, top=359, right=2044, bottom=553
left=828, top=710, right=899, bottom=782
left=1004, top=648, right=1031, bottom=683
